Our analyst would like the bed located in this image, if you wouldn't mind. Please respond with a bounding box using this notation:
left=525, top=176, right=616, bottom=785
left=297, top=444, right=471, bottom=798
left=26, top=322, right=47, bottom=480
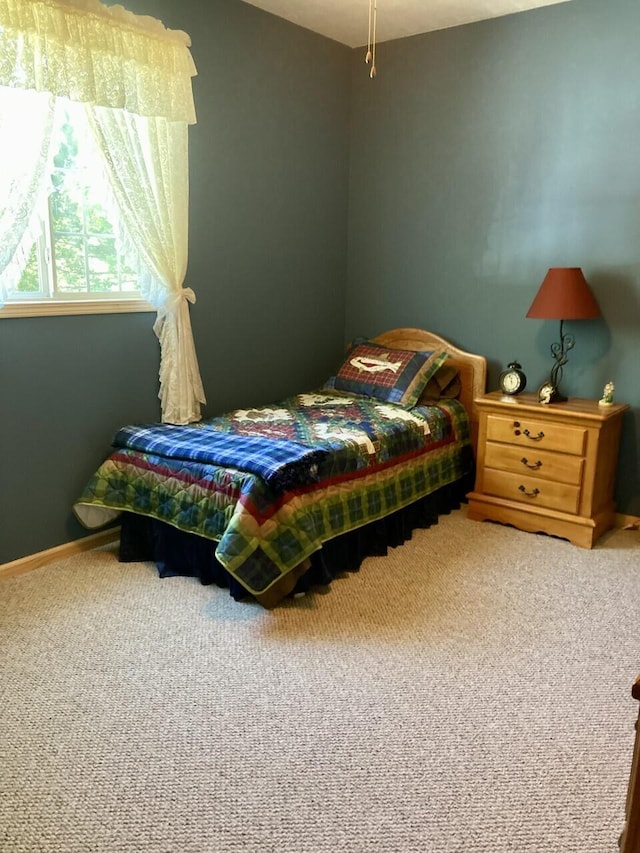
left=74, top=328, right=487, bottom=607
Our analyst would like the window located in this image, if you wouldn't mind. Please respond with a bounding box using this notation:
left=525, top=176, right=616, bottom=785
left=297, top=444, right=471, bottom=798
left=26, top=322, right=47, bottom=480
left=2, top=102, right=152, bottom=318
left=0, top=0, right=203, bottom=420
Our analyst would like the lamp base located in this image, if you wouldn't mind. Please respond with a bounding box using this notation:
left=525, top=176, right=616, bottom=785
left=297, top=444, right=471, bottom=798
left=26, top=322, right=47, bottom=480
left=538, top=382, right=567, bottom=405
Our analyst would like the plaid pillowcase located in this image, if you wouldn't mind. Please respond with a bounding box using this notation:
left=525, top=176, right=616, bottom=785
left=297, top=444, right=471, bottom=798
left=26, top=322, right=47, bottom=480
left=332, top=340, right=449, bottom=408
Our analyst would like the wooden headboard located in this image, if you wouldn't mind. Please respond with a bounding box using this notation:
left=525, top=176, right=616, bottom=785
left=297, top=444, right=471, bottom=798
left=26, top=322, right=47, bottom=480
left=371, top=328, right=488, bottom=456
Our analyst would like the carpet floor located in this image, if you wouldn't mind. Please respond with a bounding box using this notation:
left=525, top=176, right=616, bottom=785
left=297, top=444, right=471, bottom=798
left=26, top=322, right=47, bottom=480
left=1, top=509, right=639, bottom=852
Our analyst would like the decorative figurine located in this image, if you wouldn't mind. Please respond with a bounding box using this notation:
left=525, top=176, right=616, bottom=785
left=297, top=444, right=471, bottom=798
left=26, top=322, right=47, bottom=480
left=599, top=381, right=615, bottom=407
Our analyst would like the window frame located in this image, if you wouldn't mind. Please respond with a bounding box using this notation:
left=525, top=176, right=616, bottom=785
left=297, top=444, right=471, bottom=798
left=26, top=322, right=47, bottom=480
left=0, top=298, right=154, bottom=319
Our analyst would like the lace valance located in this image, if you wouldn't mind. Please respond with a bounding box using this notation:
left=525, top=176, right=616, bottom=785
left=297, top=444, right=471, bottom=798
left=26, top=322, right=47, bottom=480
left=0, top=0, right=197, bottom=123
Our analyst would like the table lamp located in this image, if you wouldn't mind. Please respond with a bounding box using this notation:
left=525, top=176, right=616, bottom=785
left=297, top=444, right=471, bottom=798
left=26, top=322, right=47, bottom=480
left=526, top=267, right=601, bottom=403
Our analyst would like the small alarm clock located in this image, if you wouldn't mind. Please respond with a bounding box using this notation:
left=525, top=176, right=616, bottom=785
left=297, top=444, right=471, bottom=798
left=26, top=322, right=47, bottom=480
left=498, top=361, right=527, bottom=396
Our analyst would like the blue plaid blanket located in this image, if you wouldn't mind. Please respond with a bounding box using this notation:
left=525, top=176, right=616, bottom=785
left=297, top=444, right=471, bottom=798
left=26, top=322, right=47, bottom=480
left=113, top=424, right=328, bottom=494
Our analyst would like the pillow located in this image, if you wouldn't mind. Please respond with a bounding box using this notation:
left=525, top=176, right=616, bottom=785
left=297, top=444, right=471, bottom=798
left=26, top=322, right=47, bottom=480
left=331, top=339, right=449, bottom=408
left=418, top=365, right=461, bottom=403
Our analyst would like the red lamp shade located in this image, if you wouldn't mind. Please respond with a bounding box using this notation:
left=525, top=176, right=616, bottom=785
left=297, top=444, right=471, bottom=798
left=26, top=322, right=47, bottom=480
left=526, top=268, right=601, bottom=320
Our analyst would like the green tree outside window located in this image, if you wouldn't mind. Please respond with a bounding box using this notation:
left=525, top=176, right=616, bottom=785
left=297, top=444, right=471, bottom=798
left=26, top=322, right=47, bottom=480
left=16, top=109, right=141, bottom=298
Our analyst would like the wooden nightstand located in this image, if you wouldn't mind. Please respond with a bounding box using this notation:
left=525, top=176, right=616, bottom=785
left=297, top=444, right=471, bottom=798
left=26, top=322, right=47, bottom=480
left=466, top=392, right=629, bottom=548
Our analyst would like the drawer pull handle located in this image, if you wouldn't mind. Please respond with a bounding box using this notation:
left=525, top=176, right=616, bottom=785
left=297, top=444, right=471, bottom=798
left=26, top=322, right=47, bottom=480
left=521, top=457, right=542, bottom=470
left=522, top=429, right=544, bottom=441
left=518, top=485, right=540, bottom=498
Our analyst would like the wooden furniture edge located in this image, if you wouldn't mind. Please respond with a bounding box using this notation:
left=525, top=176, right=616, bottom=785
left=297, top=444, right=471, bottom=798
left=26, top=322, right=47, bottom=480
left=0, top=528, right=121, bottom=580
left=473, top=391, right=630, bottom=419
left=467, top=496, right=616, bottom=549
left=620, top=676, right=640, bottom=853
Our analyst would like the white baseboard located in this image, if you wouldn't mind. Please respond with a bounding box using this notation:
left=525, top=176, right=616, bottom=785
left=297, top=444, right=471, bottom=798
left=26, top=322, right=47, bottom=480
left=0, top=528, right=121, bottom=580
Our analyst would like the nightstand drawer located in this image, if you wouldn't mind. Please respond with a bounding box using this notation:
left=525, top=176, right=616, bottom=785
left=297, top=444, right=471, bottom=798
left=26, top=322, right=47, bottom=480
left=484, top=443, right=584, bottom=485
left=483, top=469, right=581, bottom=514
left=486, top=414, right=587, bottom=455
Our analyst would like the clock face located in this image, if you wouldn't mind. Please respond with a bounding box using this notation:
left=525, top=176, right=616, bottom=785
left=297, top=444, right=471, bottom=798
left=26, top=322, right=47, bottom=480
left=502, top=371, right=521, bottom=393
left=500, top=366, right=526, bottom=395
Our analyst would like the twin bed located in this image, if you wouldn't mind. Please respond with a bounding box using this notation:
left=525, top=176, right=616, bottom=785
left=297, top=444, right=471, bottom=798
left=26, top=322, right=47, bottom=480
left=74, top=328, right=487, bottom=607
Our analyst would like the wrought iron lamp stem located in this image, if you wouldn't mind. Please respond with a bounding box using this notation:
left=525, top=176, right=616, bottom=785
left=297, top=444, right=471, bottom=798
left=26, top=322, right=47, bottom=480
left=549, top=318, right=575, bottom=397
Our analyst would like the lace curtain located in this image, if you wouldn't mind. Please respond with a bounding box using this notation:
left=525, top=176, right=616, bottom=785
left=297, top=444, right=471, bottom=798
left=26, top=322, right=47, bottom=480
left=0, top=87, right=56, bottom=303
left=86, top=106, right=206, bottom=425
left=0, top=0, right=205, bottom=424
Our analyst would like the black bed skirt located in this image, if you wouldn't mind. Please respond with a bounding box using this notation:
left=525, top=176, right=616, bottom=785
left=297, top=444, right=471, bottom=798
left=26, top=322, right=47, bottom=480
left=119, top=470, right=473, bottom=602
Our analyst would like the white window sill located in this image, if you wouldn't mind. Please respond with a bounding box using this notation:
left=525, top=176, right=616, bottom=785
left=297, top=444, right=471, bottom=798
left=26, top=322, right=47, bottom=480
left=0, top=298, right=155, bottom=319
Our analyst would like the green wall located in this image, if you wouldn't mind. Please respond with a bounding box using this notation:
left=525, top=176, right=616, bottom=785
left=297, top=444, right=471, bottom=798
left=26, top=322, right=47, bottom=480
left=347, top=0, right=640, bottom=514
left=2, top=0, right=638, bottom=565
left=0, top=0, right=350, bottom=563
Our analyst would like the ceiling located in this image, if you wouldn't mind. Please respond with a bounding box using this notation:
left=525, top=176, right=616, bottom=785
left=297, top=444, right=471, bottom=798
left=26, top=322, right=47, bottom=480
left=240, top=0, right=572, bottom=48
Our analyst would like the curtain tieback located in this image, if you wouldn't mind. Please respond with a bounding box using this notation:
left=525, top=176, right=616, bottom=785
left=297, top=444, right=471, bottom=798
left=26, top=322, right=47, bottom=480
left=164, top=286, right=196, bottom=315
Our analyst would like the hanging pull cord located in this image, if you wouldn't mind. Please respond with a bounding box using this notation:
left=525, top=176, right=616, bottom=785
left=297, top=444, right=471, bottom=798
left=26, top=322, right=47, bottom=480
left=370, top=0, right=377, bottom=78
left=365, top=0, right=377, bottom=78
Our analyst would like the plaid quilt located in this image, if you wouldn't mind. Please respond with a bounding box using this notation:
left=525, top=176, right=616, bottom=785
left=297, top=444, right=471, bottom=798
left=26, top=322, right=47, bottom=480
left=113, top=425, right=327, bottom=494
left=75, top=390, right=472, bottom=597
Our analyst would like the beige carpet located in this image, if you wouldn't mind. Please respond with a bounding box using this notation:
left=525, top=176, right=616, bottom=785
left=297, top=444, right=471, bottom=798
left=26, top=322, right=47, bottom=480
left=1, top=509, right=639, bottom=853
